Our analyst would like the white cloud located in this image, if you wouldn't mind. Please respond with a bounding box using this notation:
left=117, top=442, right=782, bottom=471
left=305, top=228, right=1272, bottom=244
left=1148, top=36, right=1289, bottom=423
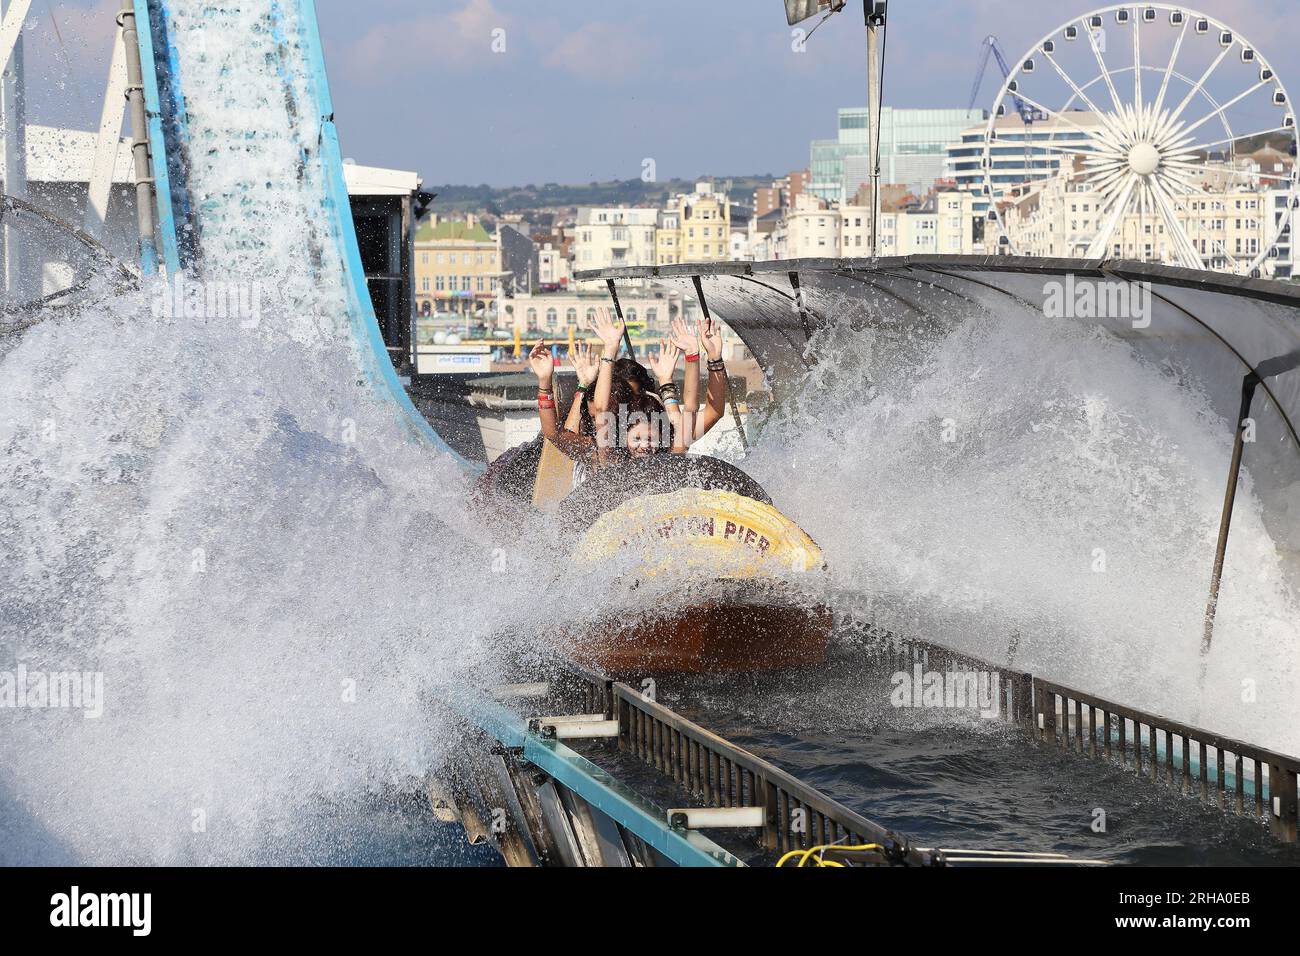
left=540, top=21, right=662, bottom=82
left=335, top=0, right=509, bottom=85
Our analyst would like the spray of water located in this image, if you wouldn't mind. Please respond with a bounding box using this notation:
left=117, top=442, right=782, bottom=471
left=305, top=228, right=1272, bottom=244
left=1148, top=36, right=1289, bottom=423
left=744, top=297, right=1299, bottom=754
left=4, top=281, right=1297, bottom=862
left=2, top=0, right=1295, bottom=863
left=0, top=284, right=573, bottom=863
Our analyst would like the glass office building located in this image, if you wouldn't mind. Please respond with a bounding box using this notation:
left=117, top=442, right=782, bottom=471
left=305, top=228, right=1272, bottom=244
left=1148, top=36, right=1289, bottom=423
left=946, top=111, right=1103, bottom=212
left=810, top=107, right=987, bottom=203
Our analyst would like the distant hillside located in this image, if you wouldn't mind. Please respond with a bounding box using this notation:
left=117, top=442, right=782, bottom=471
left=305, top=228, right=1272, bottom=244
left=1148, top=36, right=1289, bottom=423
left=426, top=176, right=778, bottom=214
left=1198, top=131, right=1296, bottom=158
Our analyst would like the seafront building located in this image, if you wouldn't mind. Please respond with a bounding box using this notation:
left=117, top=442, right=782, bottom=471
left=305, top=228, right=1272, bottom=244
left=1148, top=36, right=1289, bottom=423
left=997, top=150, right=1297, bottom=276
left=656, top=181, right=733, bottom=264
left=413, top=213, right=501, bottom=317
left=945, top=111, right=1103, bottom=208
left=419, top=143, right=1300, bottom=338
left=573, top=206, right=659, bottom=271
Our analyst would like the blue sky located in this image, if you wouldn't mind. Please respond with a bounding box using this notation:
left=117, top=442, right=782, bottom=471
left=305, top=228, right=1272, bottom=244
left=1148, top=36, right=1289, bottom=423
left=313, top=0, right=1298, bottom=185
left=24, top=0, right=1300, bottom=186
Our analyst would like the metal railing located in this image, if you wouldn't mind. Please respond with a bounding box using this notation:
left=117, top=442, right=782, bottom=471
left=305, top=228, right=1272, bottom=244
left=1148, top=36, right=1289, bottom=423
left=607, top=680, right=933, bottom=863
left=861, top=628, right=1300, bottom=843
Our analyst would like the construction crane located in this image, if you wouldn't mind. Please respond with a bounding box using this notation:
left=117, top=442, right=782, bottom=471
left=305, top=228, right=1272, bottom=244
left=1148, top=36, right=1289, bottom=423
left=968, top=35, right=1035, bottom=123
left=969, top=34, right=1043, bottom=209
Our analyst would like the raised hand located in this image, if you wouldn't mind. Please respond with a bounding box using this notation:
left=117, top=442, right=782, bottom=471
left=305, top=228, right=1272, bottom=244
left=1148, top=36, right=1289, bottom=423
left=648, top=338, right=682, bottom=385
left=669, top=316, right=697, bottom=355
left=589, top=306, right=625, bottom=357
left=527, top=341, right=554, bottom=383
left=568, top=340, right=600, bottom=386
left=700, top=317, right=724, bottom=361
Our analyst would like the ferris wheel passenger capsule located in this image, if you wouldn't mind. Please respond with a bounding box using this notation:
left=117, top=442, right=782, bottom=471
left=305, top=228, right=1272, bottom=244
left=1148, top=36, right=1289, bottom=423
left=1042, top=40, right=1055, bottom=54
left=1008, top=79, right=1018, bottom=93
left=996, top=103, right=1007, bottom=117
left=1262, top=68, right=1275, bottom=82
left=1023, top=58, right=1035, bottom=73
left=1194, top=17, right=1209, bottom=34
left=1283, top=112, right=1294, bottom=128
left=1142, top=7, right=1157, bottom=23
left=1219, top=31, right=1233, bottom=47
left=1065, top=24, right=1079, bottom=40
left=1169, top=10, right=1184, bottom=25
left=1088, top=14, right=1102, bottom=28
left=1274, top=90, right=1288, bottom=106
left=1115, top=8, right=1129, bottom=23
left=1240, top=47, right=1255, bottom=63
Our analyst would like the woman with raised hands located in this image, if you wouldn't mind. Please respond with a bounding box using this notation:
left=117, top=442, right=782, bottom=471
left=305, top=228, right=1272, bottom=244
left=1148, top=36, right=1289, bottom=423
left=692, top=316, right=730, bottom=442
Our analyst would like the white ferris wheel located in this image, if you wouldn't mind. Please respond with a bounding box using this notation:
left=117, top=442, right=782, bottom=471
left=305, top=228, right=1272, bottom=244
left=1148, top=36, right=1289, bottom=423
left=981, top=4, right=1299, bottom=276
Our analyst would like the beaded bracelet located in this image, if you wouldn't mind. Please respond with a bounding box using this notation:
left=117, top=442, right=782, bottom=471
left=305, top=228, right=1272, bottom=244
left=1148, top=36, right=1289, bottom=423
left=707, top=359, right=726, bottom=372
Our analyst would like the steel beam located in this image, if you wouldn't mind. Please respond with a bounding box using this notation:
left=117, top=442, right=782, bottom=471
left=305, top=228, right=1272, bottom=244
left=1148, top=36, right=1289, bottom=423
left=84, top=21, right=129, bottom=239
left=451, top=693, right=744, bottom=867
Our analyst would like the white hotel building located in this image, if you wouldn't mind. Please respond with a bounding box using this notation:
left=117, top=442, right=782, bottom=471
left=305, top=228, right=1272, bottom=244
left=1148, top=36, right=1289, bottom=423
left=946, top=112, right=1104, bottom=209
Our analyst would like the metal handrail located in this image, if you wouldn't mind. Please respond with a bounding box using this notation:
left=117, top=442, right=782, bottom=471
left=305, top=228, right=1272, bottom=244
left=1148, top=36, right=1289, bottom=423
left=860, top=628, right=1300, bottom=842
left=1034, top=678, right=1299, bottom=839
left=609, top=681, right=931, bottom=862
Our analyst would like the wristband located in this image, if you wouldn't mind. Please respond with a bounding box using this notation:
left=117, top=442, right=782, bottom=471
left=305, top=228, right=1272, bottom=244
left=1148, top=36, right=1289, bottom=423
left=575, top=383, right=588, bottom=392
left=684, top=353, right=700, bottom=363
left=600, top=356, right=614, bottom=364
left=537, top=396, right=556, bottom=409
left=707, top=359, right=725, bottom=372
left=662, top=397, right=680, bottom=407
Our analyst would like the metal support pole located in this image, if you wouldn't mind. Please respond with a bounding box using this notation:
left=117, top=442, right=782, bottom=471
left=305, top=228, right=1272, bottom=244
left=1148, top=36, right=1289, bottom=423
left=1201, top=347, right=1300, bottom=656
left=84, top=21, right=129, bottom=239
left=604, top=277, right=634, bottom=357
left=863, top=1, right=885, bottom=257
left=118, top=0, right=159, bottom=273
left=1, top=0, right=28, bottom=301
left=788, top=270, right=814, bottom=343
left=1201, top=374, right=1258, bottom=655
left=691, top=274, right=748, bottom=452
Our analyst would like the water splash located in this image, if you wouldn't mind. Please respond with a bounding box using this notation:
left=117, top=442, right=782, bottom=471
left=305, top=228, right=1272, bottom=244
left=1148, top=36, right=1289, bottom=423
left=0, top=289, right=575, bottom=863
left=744, top=297, right=1299, bottom=753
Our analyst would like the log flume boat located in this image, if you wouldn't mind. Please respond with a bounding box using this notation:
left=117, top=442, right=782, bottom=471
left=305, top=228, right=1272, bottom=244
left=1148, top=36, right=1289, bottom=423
left=480, top=444, right=832, bottom=675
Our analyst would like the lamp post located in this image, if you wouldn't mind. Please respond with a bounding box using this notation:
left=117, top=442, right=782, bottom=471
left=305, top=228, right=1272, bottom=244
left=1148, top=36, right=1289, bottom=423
left=783, top=1, right=888, bottom=254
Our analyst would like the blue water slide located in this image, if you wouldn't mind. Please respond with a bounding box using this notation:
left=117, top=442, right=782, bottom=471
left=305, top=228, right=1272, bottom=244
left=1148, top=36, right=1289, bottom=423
left=131, top=0, right=475, bottom=470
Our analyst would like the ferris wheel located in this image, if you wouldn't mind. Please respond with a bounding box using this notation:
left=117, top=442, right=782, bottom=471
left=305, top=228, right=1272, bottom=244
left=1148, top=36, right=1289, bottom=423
left=981, top=4, right=1299, bottom=276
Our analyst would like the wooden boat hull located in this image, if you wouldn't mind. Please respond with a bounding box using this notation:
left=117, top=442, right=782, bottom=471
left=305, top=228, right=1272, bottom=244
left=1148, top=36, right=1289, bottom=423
left=562, top=486, right=833, bottom=674
left=562, top=594, right=834, bottom=675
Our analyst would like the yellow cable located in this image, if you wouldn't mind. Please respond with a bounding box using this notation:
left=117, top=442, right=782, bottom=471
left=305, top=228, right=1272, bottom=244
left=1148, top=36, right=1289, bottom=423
left=775, top=842, right=883, bottom=867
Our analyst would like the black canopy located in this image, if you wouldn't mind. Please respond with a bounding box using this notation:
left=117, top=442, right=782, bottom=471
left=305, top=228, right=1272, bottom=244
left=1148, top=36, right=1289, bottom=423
left=579, top=255, right=1300, bottom=592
